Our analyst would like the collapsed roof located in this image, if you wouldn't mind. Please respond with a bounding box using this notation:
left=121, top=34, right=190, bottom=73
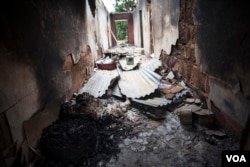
left=79, top=46, right=189, bottom=108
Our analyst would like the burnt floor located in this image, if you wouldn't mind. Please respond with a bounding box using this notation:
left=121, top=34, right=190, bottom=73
left=103, top=99, right=239, bottom=167
left=106, top=109, right=238, bottom=167
left=37, top=94, right=239, bottom=167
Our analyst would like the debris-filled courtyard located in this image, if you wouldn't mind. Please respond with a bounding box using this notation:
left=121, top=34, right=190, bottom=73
left=35, top=46, right=240, bottom=167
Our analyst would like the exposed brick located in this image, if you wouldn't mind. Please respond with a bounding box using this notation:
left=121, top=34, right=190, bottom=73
left=63, top=48, right=93, bottom=99
left=161, top=0, right=209, bottom=96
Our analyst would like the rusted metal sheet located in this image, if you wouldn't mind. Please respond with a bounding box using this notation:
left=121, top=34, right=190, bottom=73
left=79, top=69, right=119, bottom=97
left=118, top=69, right=162, bottom=98
left=139, top=57, right=162, bottom=71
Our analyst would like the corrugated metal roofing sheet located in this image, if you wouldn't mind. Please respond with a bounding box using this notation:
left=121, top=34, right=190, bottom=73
left=79, top=69, right=119, bottom=97
left=132, top=88, right=190, bottom=107
left=112, top=83, right=123, bottom=98
left=139, top=57, right=162, bottom=71
left=173, top=89, right=190, bottom=101
left=118, top=68, right=162, bottom=98
left=132, top=97, right=172, bottom=107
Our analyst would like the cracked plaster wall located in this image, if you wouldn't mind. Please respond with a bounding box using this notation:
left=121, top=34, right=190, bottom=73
left=151, top=0, right=180, bottom=58
left=133, top=0, right=180, bottom=57
left=159, top=0, right=209, bottom=95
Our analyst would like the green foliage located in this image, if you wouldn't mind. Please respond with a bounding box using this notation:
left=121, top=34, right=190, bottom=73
left=114, top=0, right=137, bottom=42
left=115, top=3, right=126, bottom=12
left=115, top=21, right=127, bottom=40
left=115, top=0, right=137, bottom=12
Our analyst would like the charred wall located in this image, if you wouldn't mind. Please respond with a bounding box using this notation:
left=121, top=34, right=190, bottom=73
left=194, top=0, right=250, bottom=145
left=151, top=0, right=180, bottom=58
left=159, top=0, right=209, bottom=95
left=0, top=0, right=94, bottom=151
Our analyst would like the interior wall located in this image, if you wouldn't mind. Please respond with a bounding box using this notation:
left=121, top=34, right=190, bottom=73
left=95, top=0, right=111, bottom=53
left=159, top=0, right=209, bottom=95
left=151, top=0, right=180, bottom=58
left=86, top=0, right=99, bottom=63
left=0, top=0, right=95, bottom=149
left=133, top=0, right=151, bottom=56
left=193, top=0, right=250, bottom=142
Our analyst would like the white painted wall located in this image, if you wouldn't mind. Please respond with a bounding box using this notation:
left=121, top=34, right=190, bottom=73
left=151, top=0, right=180, bottom=58
left=133, top=0, right=151, bottom=56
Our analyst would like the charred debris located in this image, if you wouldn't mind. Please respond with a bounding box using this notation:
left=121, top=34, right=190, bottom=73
left=37, top=46, right=224, bottom=166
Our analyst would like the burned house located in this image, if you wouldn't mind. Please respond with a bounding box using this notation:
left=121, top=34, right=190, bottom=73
left=0, top=0, right=250, bottom=166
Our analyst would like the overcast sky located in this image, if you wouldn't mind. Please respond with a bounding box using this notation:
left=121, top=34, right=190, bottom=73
left=102, top=0, right=116, bottom=12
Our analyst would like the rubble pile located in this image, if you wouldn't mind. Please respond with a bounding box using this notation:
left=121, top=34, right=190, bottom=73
left=36, top=46, right=240, bottom=166
left=80, top=45, right=219, bottom=128
left=35, top=91, right=240, bottom=167
left=36, top=94, right=134, bottom=167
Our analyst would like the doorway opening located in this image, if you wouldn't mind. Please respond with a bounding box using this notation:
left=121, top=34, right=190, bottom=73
left=115, top=20, right=128, bottom=45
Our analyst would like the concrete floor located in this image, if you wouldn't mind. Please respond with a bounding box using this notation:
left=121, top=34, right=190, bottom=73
left=39, top=94, right=239, bottom=167
left=94, top=99, right=240, bottom=167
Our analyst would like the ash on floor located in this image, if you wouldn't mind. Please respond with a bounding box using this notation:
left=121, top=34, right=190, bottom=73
left=36, top=94, right=239, bottom=167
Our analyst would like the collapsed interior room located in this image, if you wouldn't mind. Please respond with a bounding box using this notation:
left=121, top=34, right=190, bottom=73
left=0, top=0, right=250, bottom=166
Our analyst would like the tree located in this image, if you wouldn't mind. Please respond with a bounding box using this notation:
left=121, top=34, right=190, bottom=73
left=114, top=0, right=137, bottom=12
left=115, top=21, right=127, bottom=40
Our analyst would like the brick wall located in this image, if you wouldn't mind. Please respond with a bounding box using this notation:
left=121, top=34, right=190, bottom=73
left=160, top=0, right=209, bottom=95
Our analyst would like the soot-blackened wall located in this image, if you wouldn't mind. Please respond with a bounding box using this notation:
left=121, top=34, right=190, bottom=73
left=0, top=0, right=93, bottom=148
left=194, top=0, right=250, bottom=147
